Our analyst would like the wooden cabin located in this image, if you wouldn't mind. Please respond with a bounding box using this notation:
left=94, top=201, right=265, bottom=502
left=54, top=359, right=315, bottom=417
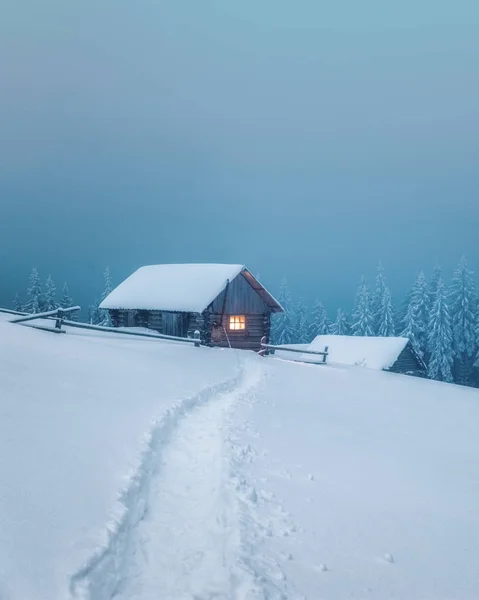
left=99, top=264, right=283, bottom=350
left=305, top=335, right=427, bottom=376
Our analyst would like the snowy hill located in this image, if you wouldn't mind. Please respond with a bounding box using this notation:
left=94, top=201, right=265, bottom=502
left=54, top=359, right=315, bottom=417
left=1, top=316, right=479, bottom=599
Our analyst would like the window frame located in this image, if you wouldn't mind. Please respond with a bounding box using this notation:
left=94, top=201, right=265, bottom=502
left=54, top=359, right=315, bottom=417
left=228, top=315, right=246, bottom=331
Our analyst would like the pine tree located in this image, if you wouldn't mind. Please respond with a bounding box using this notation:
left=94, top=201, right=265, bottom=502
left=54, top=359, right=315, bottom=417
left=428, top=277, right=454, bottom=383
left=44, top=275, right=57, bottom=311
left=428, top=265, right=442, bottom=310
left=88, top=301, right=102, bottom=325
left=377, top=286, right=396, bottom=337
left=309, top=300, right=329, bottom=340
left=26, top=268, right=43, bottom=313
left=13, top=293, right=23, bottom=312
left=100, top=267, right=113, bottom=326
left=330, top=308, right=350, bottom=335
left=60, top=282, right=77, bottom=320
left=449, top=256, right=478, bottom=384
left=295, top=298, right=309, bottom=344
left=401, top=271, right=429, bottom=358
left=272, top=277, right=295, bottom=345
left=372, top=263, right=387, bottom=334
left=351, top=277, right=374, bottom=336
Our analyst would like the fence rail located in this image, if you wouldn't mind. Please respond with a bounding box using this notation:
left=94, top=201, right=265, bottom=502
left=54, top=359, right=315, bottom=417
left=4, top=305, right=202, bottom=346
left=60, top=319, right=201, bottom=346
left=260, top=340, right=329, bottom=364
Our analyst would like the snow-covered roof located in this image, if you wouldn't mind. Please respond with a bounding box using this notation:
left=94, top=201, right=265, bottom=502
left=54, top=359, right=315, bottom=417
left=304, top=335, right=411, bottom=370
left=99, top=264, right=282, bottom=313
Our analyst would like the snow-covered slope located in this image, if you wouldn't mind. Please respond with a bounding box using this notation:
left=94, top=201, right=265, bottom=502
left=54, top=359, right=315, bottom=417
left=1, top=317, right=479, bottom=600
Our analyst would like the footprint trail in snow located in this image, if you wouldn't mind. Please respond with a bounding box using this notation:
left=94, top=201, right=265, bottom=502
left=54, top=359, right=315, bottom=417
left=113, top=359, right=263, bottom=600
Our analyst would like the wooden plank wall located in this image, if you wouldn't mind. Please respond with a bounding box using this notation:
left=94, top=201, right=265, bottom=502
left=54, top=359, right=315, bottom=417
left=388, top=345, right=426, bottom=376
left=208, top=313, right=269, bottom=350
left=211, top=273, right=270, bottom=314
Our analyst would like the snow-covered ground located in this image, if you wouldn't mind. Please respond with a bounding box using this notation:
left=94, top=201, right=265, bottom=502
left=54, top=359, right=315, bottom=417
left=1, top=315, right=479, bottom=599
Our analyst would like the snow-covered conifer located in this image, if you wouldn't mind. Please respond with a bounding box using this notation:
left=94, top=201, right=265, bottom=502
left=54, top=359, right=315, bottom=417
left=295, top=299, right=309, bottom=344
left=377, top=286, right=396, bottom=337
left=428, top=265, right=442, bottom=310
left=330, top=308, right=350, bottom=335
left=60, top=282, right=78, bottom=321
left=44, top=275, right=57, bottom=311
left=428, top=277, right=454, bottom=382
left=401, top=271, right=429, bottom=358
left=309, top=300, right=329, bottom=340
left=351, top=277, right=374, bottom=336
left=13, top=293, right=23, bottom=312
left=26, top=268, right=43, bottom=313
left=100, top=267, right=113, bottom=326
left=372, top=263, right=386, bottom=334
left=449, top=257, right=478, bottom=384
left=272, top=277, right=295, bottom=345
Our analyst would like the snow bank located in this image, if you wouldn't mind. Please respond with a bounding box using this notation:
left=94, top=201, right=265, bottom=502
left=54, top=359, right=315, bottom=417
left=304, top=334, right=410, bottom=370
left=0, top=318, right=240, bottom=600
left=99, top=263, right=245, bottom=312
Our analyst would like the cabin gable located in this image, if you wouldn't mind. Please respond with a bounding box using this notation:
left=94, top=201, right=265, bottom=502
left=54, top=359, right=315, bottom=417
left=388, top=343, right=427, bottom=376
left=209, top=272, right=270, bottom=315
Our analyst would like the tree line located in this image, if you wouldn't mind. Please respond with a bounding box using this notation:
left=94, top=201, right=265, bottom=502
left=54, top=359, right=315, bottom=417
left=13, top=267, right=113, bottom=326
left=271, top=257, right=478, bottom=386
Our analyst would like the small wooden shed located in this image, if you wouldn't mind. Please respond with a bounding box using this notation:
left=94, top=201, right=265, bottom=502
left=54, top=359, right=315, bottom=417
left=99, top=264, right=283, bottom=350
left=305, top=335, right=427, bottom=376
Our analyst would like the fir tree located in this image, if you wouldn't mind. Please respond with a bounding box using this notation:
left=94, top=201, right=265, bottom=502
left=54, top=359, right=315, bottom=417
left=309, top=300, right=329, bottom=340
left=330, top=308, right=350, bottom=335
left=272, top=277, right=295, bottom=345
left=88, top=301, right=102, bottom=325
left=351, top=277, right=374, bottom=336
left=44, top=275, right=57, bottom=311
left=100, top=267, right=113, bottom=326
left=372, top=263, right=387, bottom=334
left=428, top=265, right=442, bottom=310
left=401, top=271, right=429, bottom=358
left=26, top=268, right=43, bottom=313
left=427, top=277, right=454, bottom=383
left=377, top=286, right=396, bottom=337
left=449, top=256, right=478, bottom=384
left=295, top=298, right=309, bottom=344
left=13, top=293, right=23, bottom=312
left=60, top=282, right=77, bottom=321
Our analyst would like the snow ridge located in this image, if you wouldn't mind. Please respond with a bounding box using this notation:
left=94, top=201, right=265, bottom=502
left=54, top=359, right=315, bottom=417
left=69, top=365, right=246, bottom=600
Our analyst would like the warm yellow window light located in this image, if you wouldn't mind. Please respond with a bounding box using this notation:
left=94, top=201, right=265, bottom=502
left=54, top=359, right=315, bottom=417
left=229, top=315, right=246, bottom=330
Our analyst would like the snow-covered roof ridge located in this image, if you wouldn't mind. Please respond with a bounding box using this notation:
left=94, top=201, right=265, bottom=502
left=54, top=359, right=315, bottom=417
left=99, top=263, right=282, bottom=313
left=305, top=335, right=411, bottom=371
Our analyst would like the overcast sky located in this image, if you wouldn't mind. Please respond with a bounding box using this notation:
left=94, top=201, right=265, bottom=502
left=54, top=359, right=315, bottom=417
left=1, top=0, right=478, bottom=315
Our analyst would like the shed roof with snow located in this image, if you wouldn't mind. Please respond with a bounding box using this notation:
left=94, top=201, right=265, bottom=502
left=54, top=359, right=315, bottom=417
left=305, top=335, right=426, bottom=374
left=99, top=263, right=282, bottom=314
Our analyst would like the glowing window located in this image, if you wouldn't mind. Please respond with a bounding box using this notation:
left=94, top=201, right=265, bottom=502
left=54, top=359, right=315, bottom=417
left=229, top=315, right=246, bottom=330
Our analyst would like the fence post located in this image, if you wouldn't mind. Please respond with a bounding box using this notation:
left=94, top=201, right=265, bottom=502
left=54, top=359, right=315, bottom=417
left=194, top=330, right=201, bottom=348
left=323, top=345, right=329, bottom=363
left=55, top=308, right=64, bottom=331
left=257, top=336, right=266, bottom=356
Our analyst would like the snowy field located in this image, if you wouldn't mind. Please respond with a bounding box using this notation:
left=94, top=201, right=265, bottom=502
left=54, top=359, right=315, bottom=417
left=1, top=315, right=479, bottom=599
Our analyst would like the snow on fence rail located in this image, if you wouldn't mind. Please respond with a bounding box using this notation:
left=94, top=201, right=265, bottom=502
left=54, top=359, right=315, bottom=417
left=59, top=319, right=202, bottom=346
left=10, top=306, right=82, bottom=333
left=260, top=339, right=329, bottom=363
left=4, top=306, right=202, bottom=346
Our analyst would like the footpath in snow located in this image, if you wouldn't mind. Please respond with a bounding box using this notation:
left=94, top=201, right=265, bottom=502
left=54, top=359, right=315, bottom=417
left=73, top=360, right=265, bottom=600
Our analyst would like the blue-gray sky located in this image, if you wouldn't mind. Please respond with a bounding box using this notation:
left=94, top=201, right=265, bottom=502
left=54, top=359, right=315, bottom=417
left=1, top=0, right=478, bottom=315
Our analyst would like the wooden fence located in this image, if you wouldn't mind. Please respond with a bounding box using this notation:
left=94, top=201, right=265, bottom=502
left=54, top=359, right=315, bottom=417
left=6, top=306, right=202, bottom=346
left=260, top=339, right=329, bottom=364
